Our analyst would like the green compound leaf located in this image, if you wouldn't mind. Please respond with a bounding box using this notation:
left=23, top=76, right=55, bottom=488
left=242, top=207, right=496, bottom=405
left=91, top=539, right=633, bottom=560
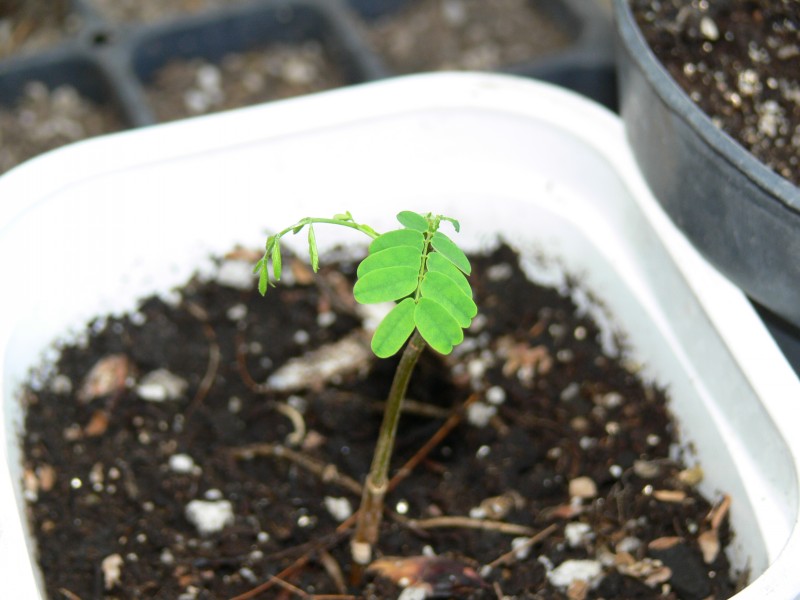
left=369, top=229, right=424, bottom=254
left=431, top=231, right=471, bottom=275
left=357, top=245, right=422, bottom=278
left=420, top=271, right=477, bottom=328
left=271, top=242, right=282, bottom=280
left=396, top=211, right=429, bottom=232
left=354, top=266, right=419, bottom=303
left=414, top=297, right=463, bottom=355
left=426, top=252, right=472, bottom=298
left=371, top=297, right=416, bottom=358
left=308, top=225, right=319, bottom=272
left=441, top=216, right=461, bottom=233
left=257, top=263, right=269, bottom=296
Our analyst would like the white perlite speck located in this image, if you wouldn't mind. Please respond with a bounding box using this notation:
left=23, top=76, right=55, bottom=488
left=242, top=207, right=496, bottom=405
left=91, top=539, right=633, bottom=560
left=467, top=401, right=496, bottom=428
left=216, top=260, right=256, bottom=290
left=50, top=374, right=73, bottom=394
left=169, top=453, right=197, bottom=474
left=398, top=587, right=427, bottom=600
left=136, top=369, right=188, bottom=402
left=102, top=553, right=124, bottom=590
left=226, top=303, right=248, bottom=321
left=564, top=522, right=593, bottom=548
left=485, top=385, right=506, bottom=405
left=699, top=16, right=719, bottom=41
left=324, top=496, right=353, bottom=522
left=547, top=559, right=603, bottom=590
left=185, top=499, right=234, bottom=535
left=512, top=537, right=532, bottom=560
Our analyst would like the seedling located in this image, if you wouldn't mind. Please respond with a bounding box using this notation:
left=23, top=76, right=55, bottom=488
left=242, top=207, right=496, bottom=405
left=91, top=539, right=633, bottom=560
left=255, top=210, right=476, bottom=569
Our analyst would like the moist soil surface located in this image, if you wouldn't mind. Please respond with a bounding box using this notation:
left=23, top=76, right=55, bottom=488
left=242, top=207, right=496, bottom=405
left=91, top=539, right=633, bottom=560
left=21, top=244, right=740, bottom=599
left=630, top=0, right=800, bottom=186
left=366, top=0, right=573, bottom=73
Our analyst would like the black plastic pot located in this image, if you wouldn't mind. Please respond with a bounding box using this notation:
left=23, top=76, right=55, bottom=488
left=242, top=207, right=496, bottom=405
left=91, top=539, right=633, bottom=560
left=0, top=0, right=617, bottom=134
left=612, top=0, right=800, bottom=333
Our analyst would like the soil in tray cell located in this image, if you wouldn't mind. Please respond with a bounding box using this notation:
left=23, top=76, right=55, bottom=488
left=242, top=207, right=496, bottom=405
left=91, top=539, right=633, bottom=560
left=144, top=41, right=347, bottom=122
left=89, top=0, right=253, bottom=24
left=366, top=0, right=575, bottom=73
left=0, top=81, right=125, bottom=174
left=0, top=0, right=78, bottom=59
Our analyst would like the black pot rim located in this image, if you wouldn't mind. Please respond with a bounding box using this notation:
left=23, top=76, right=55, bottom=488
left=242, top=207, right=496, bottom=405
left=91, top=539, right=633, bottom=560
left=613, top=0, right=800, bottom=215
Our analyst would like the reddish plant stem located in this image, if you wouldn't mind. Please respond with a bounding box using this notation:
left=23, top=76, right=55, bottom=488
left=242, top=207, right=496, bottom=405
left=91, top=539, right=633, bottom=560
left=350, top=330, right=426, bottom=574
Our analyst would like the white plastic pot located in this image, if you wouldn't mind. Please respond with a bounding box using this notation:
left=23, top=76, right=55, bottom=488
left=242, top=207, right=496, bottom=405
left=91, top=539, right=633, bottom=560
left=0, top=73, right=798, bottom=598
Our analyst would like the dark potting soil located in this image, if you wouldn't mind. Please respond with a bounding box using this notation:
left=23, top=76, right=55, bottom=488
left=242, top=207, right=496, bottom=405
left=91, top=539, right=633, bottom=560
left=630, top=0, right=800, bottom=186
left=21, top=244, right=741, bottom=599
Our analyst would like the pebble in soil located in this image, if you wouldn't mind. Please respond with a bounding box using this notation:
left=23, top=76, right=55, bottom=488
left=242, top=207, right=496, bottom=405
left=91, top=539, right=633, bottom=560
left=630, top=0, right=800, bottom=186
left=21, top=245, right=742, bottom=598
left=144, top=41, right=347, bottom=123
left=0, top=81, right=124, bottom=174
left=366, top=0, right=575, bottom=73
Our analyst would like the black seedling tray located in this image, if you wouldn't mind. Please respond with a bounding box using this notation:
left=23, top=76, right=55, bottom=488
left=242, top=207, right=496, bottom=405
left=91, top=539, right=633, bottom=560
left=0, top=0, right=616, bottom=131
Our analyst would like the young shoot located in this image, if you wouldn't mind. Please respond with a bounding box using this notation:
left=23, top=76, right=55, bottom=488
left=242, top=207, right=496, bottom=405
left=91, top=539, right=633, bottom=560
left=255, top=210, right=476, bottom=571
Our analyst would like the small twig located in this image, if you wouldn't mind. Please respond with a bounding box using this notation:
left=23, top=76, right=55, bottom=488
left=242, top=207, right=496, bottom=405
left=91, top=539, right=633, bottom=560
left=231, top=394, right=477, bottom=599
left=58, top=589, right=82, bottom=600
left=229, top=530, right=352, bottom=600
left=486, top=523, right=559, bottom=569
left=493, top=581, right=505, bottom=600
left=183, top=301, right=221, bottom=421
left=318, top=548, right=347, bottom=595
left=235, top=332, right=270, bottom=394
left=709, top=494, right=731, bottom=531
left=388, top=393, right=478, bottom=490
left=232, top=443, right=362, bottom=496
left=265, top=574, right=308, bottom=598
left=371, top=397, right=450, bottom=419
left=489, top=414, right=511, bottom=437
left=229, top=558, right=312, bottom=600
left=275, top=401, right=307, bottom=447
left=403, top=516, right=536, bottom=537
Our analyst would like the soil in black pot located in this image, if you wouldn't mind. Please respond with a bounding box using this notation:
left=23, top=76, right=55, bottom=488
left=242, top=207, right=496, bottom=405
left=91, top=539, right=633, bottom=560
left=144, top=41, right=347, bottom=123
left=366, top=0, right=574, bottom=73
left=630, top=0, right=800, bottom=186
left=21, top=244, right=742, bottom=599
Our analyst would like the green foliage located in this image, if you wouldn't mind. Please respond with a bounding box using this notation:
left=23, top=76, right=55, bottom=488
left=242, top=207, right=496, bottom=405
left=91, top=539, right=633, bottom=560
left=352, top=212, right=475, bottom=357
left=256, top=210, right=476, bottom=358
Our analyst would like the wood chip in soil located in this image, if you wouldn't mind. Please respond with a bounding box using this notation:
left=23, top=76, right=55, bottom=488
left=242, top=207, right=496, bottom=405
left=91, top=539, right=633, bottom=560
left=144, top=41, right=347, bottom=123
left=630, top=0, right=800, bottom=186
left=21, top=244, right=742, bottom=598
left=366, top=0, right=574, bottom=73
